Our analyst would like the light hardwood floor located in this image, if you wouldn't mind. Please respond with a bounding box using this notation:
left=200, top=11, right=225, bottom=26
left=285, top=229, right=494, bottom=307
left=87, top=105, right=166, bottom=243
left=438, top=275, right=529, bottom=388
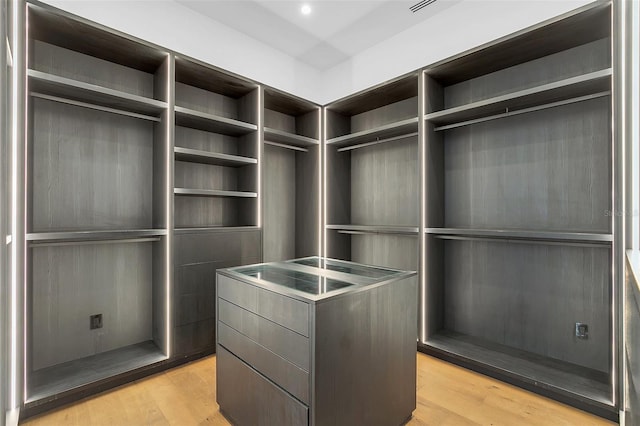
left=21, top=353, right=614, bottom=426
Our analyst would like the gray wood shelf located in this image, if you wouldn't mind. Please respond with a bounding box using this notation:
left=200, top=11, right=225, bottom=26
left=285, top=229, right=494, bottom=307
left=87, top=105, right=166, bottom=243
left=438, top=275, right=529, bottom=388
left=28, top=69, right=167, bottom=117
left=426, top=228, right=613, bottom=244
left=174, top=226, right=260, bottom=234
left=425, top=332, right=612, bottom=407
left=424, top=69, right=611, bottom=127
left=175, top=105, right=257, bottom=136
left=27, top=229, right=167, bottom=244
left=174, top=188, right=257, bottom=198
left=327, top=224, right=419, bottom=235
left=264, top=127, right=319, bottom=148
left=326, top=117, right=419, bottom=148
left=174, top=147, right=257, bottom=167
left=26, top=341, right=166, bottom=404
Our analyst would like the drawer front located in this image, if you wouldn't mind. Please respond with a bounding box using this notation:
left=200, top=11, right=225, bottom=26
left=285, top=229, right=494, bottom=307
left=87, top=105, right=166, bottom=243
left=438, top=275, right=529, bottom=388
left=218, top=322, right=309, bottom=404
left=217, top=346, right=308, bottom=426
left=217, top=275, right=309, bottom=337
left=257, top=289, right=309, bottom=337
left=218, top=275, right=257, bottom=311
left=218, top=299, right=310, bottom=371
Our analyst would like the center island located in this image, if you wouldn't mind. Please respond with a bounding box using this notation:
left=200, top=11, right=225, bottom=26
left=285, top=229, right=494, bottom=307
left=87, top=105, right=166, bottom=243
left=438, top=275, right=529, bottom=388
left=216, top=256, right=417, bottom=426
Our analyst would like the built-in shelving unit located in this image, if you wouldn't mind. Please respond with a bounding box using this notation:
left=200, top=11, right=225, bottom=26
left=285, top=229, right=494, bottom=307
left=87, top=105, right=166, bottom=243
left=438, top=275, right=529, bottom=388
left=262, top=88, right=320, bottom=262
left=25, top=3, right=171, bottom=411
left=325, top=74, right=419, bottom=278
left=420, top=2, right=615, bottom=418
left=173, top=57, right=259, bottom=230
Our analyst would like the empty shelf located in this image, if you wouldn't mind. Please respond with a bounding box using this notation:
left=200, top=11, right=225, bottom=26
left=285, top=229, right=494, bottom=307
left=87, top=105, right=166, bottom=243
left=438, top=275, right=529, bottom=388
left=426, top=228, right=613, bottom=244
left=264, top=127, right=319, bottom=148
left=27, top=341, right=166, bottom=405
left=174, top=188, right=257, bottom=198
left=27, top=229, right=167, bottom=244
left=326, top=117, right=419, bottom=148
left=175, top=106, right=257, bottom=136
left=425, top=331, right=612, bottom=408
left=327, top=224, right=419, bottom=235
left=174, top=226, right=260, bottom=234
left=425, top=69, right=612, bottom=127
left=174, top=147, right=257, bottom=167
left=28, top=69, right=167, bottom=117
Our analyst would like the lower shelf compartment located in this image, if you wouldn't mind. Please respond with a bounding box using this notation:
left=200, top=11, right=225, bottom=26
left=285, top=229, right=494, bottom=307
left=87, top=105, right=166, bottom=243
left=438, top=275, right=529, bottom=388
left=27, top=340, right=166, bottom=404
left=424, top=331, right=612, bottom=408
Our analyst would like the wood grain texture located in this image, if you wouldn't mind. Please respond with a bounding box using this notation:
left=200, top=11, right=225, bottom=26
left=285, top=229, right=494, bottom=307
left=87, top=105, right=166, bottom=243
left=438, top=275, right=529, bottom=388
left=31, top=242, right=155, bottom=370
left=264, top=87, right=317, bottom=116
left=443, top=38, right=610, bottom=109
left=175, top=82, right=239, bottom=121
left=625, top=255, right=640, bottom=425
left=175, top=125, right=241, bottom=155
left=350, top=96, right=418, bottom=134
left=350, top=136, right=419, bottom=227
left=264, top=108, right=295, bottom=134
left=19, top=352, right=615, bottom=426
left=442, top=239, right=610, bottom=373
left=329, top=74, right=418, bottom=116
left=426, top=3, right=610, bottom=86
left=32, top=41, right=156, bottom=98
left=295, top=144, right=320, bottom=257
left=28, top=4, right=166, bottom=73
left=314, top=277, right=417, bottom=426
left=263, top=143, right=296, bottom=262
left=175, top=57, right=256, bottom=99
left=31, top=98, right=154, bottom=232
left=443, top=96, right=611, bottom=233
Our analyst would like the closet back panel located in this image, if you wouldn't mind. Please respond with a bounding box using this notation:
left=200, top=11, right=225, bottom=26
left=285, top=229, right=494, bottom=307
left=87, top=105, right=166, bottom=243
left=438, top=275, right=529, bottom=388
left=263, top=144, right=296, bottom=262
left=31, top=242, right=154, bottom=370
left=174, top=161, right=240, bottom=191
left=31, top=41, right=155, bottom=97
left=295, top=145, right=319, bottom=257
left=350, top=97, right=417, bottom=133
left=175, top=82, right=239, bottom=119
left=265, top=109, right=295, bottom=133
left=351, top=138, right=418, bottom=226
left=444, top=97, right=611, bottom=232
left=351, top=234, right=418, bottom=272
left=174, top=198, right=254, bottom=228
left=443, top=38, right=610, bottom=108
left=442, top=239, right=611, bottom=373
left=30, top=98, right=153, bottom=232
left=174, top=126, right=240, bottom=154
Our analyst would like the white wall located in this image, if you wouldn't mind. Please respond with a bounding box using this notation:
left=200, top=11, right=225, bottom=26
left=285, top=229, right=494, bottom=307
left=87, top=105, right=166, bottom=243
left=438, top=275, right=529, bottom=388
left=43, top=0, right=594, bottom=104
left=40, top=0, right=323, bottom=102
left=320, top=0, right=594, bottom=104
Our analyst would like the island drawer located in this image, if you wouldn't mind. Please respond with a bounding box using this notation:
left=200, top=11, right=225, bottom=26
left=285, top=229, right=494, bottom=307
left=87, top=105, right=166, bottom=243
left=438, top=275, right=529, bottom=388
left=217, top=274, right=309, bottom=336
left=218, top=322, right=310, bottom=404
left=218, top=298, right=310, bottom=370
left=217, top=346, right=309, bottom=426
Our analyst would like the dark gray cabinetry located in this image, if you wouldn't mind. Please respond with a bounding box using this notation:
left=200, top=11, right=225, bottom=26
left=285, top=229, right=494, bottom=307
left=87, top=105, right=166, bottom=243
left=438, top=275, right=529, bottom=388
left=420, top=2, right=616, bottom=419
left=173, top=229, right=260, bottom=358
left=216, top=259, right=417, bottom=426
left=263, top=88, right=320, bottom=262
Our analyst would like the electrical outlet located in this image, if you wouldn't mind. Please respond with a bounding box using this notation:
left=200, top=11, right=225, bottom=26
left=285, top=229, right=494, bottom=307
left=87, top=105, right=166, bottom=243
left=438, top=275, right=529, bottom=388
left=575, top=322, right=588, bottom=339
left=90, top=314, right=103, bottom=330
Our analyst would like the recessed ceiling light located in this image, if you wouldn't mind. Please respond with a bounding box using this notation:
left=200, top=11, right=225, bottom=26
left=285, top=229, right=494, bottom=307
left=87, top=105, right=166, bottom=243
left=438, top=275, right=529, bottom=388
left=301, top=4, right=312, bottom=15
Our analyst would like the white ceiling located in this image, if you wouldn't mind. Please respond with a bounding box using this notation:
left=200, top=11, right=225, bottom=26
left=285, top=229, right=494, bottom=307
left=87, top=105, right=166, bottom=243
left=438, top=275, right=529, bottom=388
left=176, top=0, right=461, bottom=70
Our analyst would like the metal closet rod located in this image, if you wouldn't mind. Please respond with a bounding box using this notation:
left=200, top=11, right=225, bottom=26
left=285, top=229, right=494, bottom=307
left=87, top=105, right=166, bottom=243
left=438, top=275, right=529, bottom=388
left=433, top=91, right=611, bottom=132
left=30, top=92, right=162, bottom=122
left=337, top=132, right=419, bottom=152
left=264, top=140, right=308, bottom=152
left=29, top=237, right=161, bottom=248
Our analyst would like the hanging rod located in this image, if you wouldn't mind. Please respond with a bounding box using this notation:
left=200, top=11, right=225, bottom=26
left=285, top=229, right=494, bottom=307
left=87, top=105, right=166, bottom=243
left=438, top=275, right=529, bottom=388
left=337, top=132, right=419, bottom=152
left=433, top=234, right=607, bottom=248
left=264, top=140, right=308, bottom=152
left=29, top=237, right=161, bottom=248
left=30, top=92, right=162, bottom=122
left=433, top=91, right=610, bottom=132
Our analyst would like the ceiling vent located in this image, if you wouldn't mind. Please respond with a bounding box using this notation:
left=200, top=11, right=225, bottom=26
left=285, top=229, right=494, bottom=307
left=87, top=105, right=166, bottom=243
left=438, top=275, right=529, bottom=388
left=410, top=0, right=437, bottom=13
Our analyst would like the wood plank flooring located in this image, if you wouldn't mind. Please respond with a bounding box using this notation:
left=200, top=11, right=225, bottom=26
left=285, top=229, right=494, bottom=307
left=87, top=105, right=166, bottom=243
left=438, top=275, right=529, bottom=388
left=20, top=352, right=614, bottom=426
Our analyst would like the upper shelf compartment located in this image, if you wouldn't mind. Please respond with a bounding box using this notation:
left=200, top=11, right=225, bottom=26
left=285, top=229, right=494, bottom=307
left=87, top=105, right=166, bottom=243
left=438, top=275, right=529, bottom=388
left=425, top=68, right=611, bottom=129
left=263, top=88, right=320, bottom=150
left=28, top=4, right=171, bottom=115
left=29, top=70, right=167, bottom=118
left=325, top=74, right=419, bottom=150
left=175, top=106, right=257, bottom=136
left=174, top=57, right=259, bottom=136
